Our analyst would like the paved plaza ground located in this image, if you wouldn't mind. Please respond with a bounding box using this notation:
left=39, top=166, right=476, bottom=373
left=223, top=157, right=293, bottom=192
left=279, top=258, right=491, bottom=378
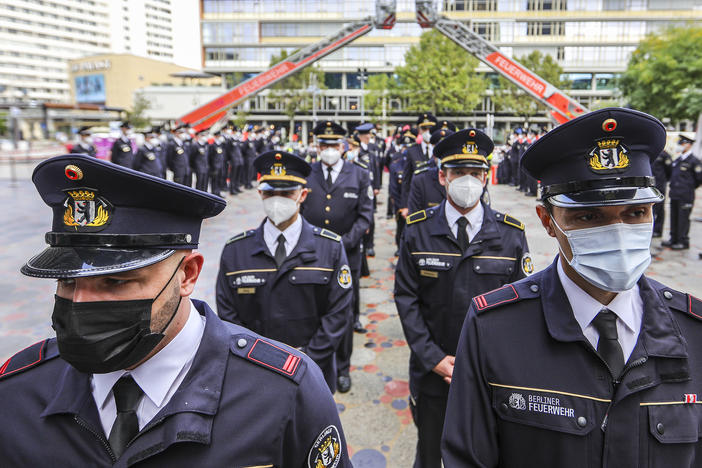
left=1, top=160, right=702, bottom=467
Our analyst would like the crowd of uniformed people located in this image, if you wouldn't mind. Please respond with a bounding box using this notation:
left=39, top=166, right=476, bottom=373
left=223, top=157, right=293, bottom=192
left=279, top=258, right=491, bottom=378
left=2, top=106, right=701, bottom=467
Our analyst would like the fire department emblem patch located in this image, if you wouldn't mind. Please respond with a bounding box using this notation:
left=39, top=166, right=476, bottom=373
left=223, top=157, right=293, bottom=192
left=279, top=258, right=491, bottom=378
left=308, top=425, right=342, bottom=468
left=271, top=162, right=287, bottom=176
left=337, top=265, right=352, bottom=289
left=62, top=188, right=113, bottom=232
left=587, top=137, right=629, bottom=174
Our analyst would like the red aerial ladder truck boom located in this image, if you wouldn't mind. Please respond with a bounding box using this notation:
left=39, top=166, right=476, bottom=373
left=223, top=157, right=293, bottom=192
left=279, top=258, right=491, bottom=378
left=179, top=1, right=397, bottom=131
left=415, top=1, right=587, bottom=124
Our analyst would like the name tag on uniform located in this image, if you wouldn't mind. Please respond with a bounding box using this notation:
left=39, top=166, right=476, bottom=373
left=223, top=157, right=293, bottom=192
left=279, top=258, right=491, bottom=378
left=121, top=145, right=130, bottom=152
left=343, top=192, right=358, bottom=199
left=177, top=148, right=184, bottom=154
left=237, top=287, right=256, bottom=294
left=419, top=269, right=439, bottom=278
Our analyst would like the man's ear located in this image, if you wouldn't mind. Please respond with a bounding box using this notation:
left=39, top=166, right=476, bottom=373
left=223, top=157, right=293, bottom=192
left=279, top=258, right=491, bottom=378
left=535, top=205, right=556, bottom=238
left=298, top=188, right=309, bottom=204
left=438, top=169, right=447, bottom=187
left=178, top=252, right=204, bottom=297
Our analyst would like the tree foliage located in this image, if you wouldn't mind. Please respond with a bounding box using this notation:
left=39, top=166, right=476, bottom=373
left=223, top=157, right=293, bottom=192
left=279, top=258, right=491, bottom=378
left=619, top=24, right=702, bottom=122
left=492, top=50, right=569, bottom=122
left=393, top=30, right=486, bottom=114
left=268, top=50, right=326, bottom=122
left=126, top=91, right=151, bottom=129
left=364, top=73, right=400, bottom=126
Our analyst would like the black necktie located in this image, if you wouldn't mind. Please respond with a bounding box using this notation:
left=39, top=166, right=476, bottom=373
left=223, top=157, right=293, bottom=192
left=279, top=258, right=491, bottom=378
left=274, top=233, right=287, bottom=267
left=326, top=166, right=333, bottom=188
left=108, top=375, right=143, bottom=459
left=592, top=309, right=625, bottom=378
left=456, top=217, right=469, bottom=251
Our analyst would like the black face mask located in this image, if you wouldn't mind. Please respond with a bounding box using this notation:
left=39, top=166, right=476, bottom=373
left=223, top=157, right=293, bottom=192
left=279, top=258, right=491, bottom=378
left=52, top=257, right=184, bottom=374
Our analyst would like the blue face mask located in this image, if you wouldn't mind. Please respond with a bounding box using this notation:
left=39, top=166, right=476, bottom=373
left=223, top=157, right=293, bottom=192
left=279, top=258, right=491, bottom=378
left=551, top=217, right=653, bottom=292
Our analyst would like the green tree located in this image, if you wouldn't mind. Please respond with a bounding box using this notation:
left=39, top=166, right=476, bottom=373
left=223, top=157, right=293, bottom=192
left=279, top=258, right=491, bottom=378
left=492, top=50, right=569, bottom=122
left=126, top=91, right=151, bottom=129
left=0, top=111, right=7, bottom=136
left=394, top=30, right=486, bottom=114
left=268, top=50, right=326, bottom=137
left=364, top=73, right=400, bottom=126
left=619, top=24, right=702, bottom=122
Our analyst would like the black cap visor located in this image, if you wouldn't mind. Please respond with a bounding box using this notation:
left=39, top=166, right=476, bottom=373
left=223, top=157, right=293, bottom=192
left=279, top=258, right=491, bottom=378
left=546, top=186, right=663, bottom=208
left=21, top=247, right=175, bottom=279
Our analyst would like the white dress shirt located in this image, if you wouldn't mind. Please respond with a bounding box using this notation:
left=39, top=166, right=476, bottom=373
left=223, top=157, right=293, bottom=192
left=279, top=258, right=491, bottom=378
left=322, top=158, right=344, bottom=184
left=445, top=200, right=484, bottom=243
left=557, top=259, right=643, bottom=362
left=91, top=300, right=206, bottom=436
left=263, top=214, right=302, bottom=257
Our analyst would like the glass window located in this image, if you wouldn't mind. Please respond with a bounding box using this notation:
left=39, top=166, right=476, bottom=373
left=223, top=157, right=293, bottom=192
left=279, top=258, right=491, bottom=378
left=561, top=73, right=592, bottom=90
left=324, top=72, right=343, bottom=89
left=595, top=73, right=618, bottom=90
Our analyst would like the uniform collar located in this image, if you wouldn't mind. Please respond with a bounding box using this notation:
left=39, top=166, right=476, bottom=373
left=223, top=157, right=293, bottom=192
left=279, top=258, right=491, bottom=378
left=322, top=157, right=344, bottom=175
left=90, top=300, right=205, bottom=411
left=263, top=214, right=302, bottom=253
left=444, top=198, right=484, bottom=233
left=556, top=258, right=641, bottom=336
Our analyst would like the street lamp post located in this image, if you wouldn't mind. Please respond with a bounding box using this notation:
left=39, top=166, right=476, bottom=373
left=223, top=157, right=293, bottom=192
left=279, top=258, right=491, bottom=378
left=357, top=68, right=367, bottom=121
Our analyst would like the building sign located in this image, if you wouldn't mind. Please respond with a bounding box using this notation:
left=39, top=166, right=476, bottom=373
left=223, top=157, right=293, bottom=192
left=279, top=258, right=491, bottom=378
left=71, top=60, right=111, bottom=73
left=75, top=74, right=106, bottom=103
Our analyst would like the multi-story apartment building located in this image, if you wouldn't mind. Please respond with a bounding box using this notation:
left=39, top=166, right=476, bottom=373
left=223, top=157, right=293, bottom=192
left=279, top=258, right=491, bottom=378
left=0, top=0, right=200, bottom=105
left=200, top=0, right=702, bottom=133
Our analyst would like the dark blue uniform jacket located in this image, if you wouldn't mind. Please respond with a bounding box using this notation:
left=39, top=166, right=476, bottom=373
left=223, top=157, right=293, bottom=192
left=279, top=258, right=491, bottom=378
left=443, top=258, right=702, bottom=468
left=669, top=153, right=702, bottom=203
left=215, top=218, right=352, bottom=392
left=394, top=201, right=530, bottom=397
left=0, top=300, right=350, bottom=467
left=408, top=166, right=445, bottom=214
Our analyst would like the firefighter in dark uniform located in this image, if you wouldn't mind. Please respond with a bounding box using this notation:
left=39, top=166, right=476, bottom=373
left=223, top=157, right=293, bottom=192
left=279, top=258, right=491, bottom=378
left=216, top=151, right=352, bottom=392
left=662, top=134, right=702, bottom=249
left=70, top=126, right=97, bottom=157
left=508, top=128, right=523, bottom=187
left=388, top=133, right=411, bottom=253
left=301, top=120, right=373, bottom=393
left=189, top=129, right=209, bottom=192
left=155, top=125, right=168, bottom=179
left=0, top=154, right=350, bottom=467
left=407, top=127, right=454, bottom=214
left=241, top=127, right=258, bottom=189
left=442, top=108, right=702, bottom=468
left=110, top=122, right=134, bottom=168
left=208, top=130, right=226, bottom=196
left=347, top=135, right=372, bottom=280
left=133, top=127, right=164, bottom=178
left=166, top=125, right=189, bottom=185
left=385, top=126, right=405, bottom=218
left=357, top=123, right=382, bottom=257
left=651, top=149, right=673, bottom=237
left=224, top=123, right=243, bottom=194
left=395, top=129, right=531, bottom=468
left=399, top=114, right=438, bottom=219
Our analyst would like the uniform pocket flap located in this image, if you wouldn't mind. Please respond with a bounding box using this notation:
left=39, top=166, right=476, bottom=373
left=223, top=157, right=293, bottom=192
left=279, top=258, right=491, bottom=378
left=492, top=384, right=599, bottom=436
left=647, top=404, right=701, bottom=444
left=472, top=257, right=515, bottom=275
left=289, top=268, right=333, bottom=285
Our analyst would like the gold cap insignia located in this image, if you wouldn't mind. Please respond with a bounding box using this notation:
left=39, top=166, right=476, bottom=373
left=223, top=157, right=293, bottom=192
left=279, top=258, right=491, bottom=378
left=588, top=137, right=629, bottom=173
left=62, top=188, right=112, bottom=231
left=602, top=118, right=617, bottom=132
left=65, top=165, right=83, bottom=180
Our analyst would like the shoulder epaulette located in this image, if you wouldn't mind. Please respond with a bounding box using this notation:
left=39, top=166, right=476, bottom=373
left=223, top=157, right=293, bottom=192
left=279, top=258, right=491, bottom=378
left=230, top=335, right=305, bottom=384
left=654, top=283, right=702, bottom=321
left=407, top=209, right=428, bottom=225
left=314, top=227, right=341, bottom=242
left=226, top=229, right=254, bottom=245
left=414, top=166, right=429, bottom=175
left=502, top=214, right=525, bottom=231
left=353, top=160, right=368, bottom=170
left=0, top=339, right=59, bottom=381
left=472, top=281, right=540, bottom=314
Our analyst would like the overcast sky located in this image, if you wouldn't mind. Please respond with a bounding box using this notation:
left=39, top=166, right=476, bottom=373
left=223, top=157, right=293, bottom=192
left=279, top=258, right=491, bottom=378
left=172, top=0, right=202, bottom=70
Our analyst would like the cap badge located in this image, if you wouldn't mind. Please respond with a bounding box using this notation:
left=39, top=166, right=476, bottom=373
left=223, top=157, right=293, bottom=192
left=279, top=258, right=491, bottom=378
left=588, top=138, right=629, bottom=173
left=271, top=163, right=287, bottom=176
left=64, top=165, right=83, bottom=180
left=462, top=142, right=478, bottom=155
left=62, top=188, right=113, bottom=231
left=602, top=118, right=617, bottom=132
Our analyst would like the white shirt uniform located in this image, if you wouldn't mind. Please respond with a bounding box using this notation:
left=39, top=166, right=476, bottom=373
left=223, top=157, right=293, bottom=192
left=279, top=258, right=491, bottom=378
left=557, top=259, right=643, bottom=363
left=322, top=158, right=344, bottom=184
left=444, top=200, right=484, bottom=243
left=91, top=301, right=206, bottom=435
left=263, top=214, right=303, bottom=257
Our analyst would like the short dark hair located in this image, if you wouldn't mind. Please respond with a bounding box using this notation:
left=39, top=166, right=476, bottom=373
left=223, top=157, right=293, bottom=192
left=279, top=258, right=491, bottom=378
left=541, top=198, right=554, bottom=215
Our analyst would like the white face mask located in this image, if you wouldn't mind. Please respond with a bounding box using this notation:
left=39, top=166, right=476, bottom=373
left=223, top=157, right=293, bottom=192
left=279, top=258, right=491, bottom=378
left=149, top=137, right=160, bottom=146
left=447, top=173, right=484, bottom=209
left=320, top=147, right=342, bottom=166
left=262, top=193, right=300, bottom=226
left=84, top=136, right=93, bottom=145
left=159, top=134, right=168, bottom=142
left=552, top=217, right=653, bottom=292
left=421, top=130, right=431, bottom=142
left=346, top=150, right=358, bottom=162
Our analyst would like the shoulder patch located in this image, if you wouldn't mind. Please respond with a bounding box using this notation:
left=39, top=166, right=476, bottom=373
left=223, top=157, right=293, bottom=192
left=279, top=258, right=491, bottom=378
left=353, top=160, right=368, bottom=170
left=414, top=166, right=429, bottom=175
left=503, top=214, right=525, bottom=231
left=407, top=210, right=428, bottom=225
left=472, top=280, right=540, bottom=314
left=317, top=228, right=342, bottom=242
left=0, top=339, right=59, bottom=381
left=231, top=335, right=305, bottom=384
left=226, top=229, right=254, bottom=245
